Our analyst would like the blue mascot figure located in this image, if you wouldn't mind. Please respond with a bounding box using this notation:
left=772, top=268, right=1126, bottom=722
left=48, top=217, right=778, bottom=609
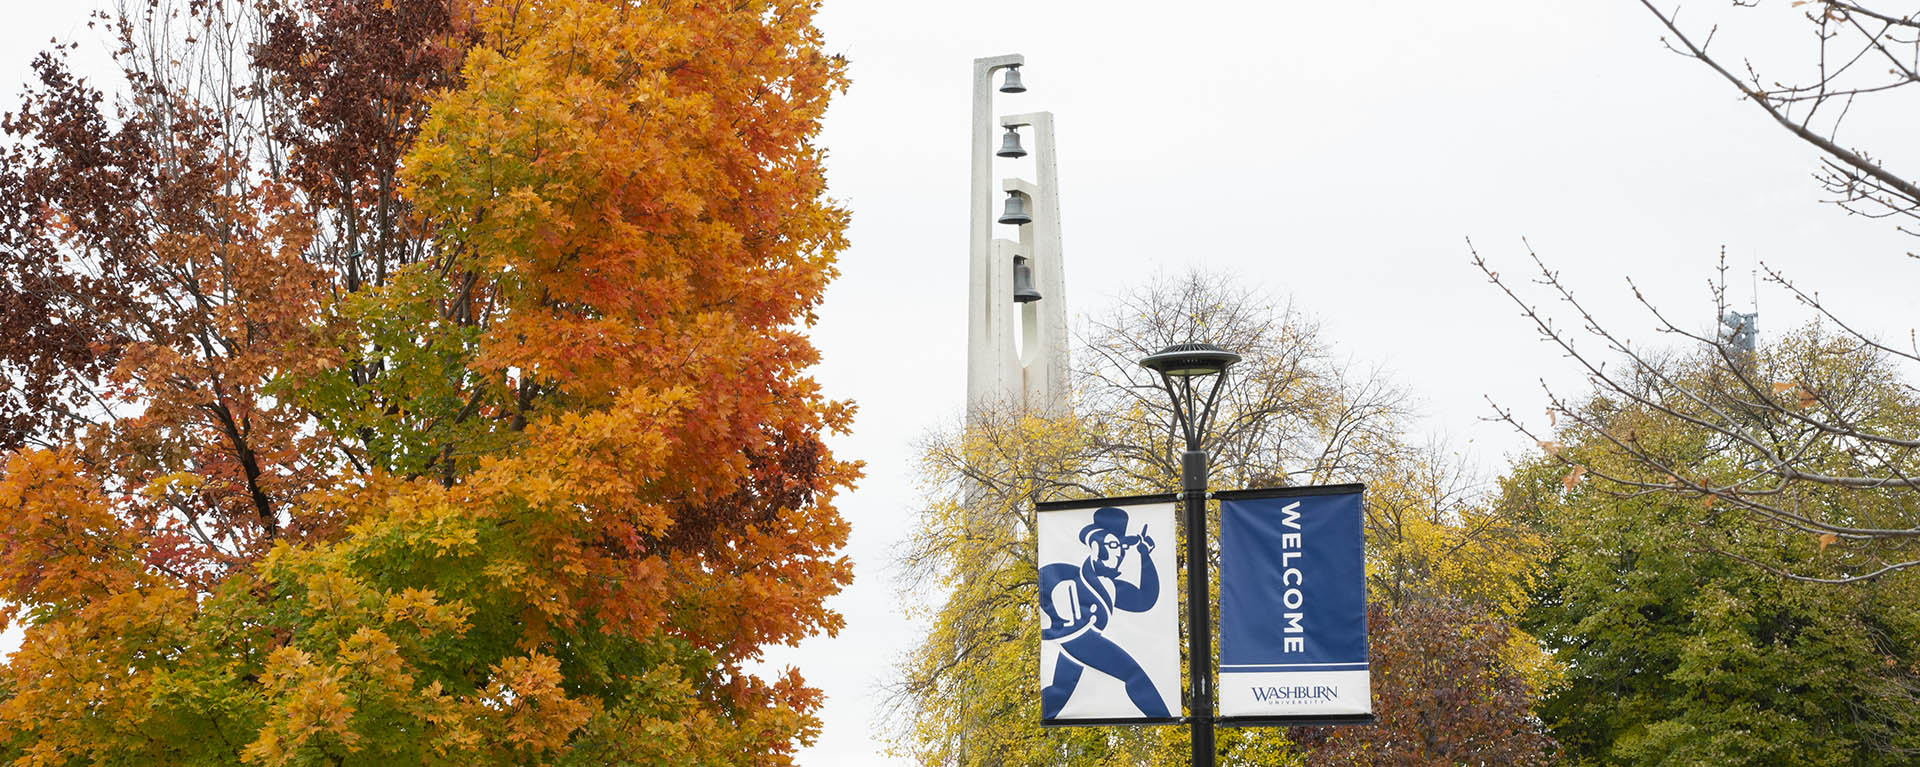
left=1038, top=506, right=1169, bottom=719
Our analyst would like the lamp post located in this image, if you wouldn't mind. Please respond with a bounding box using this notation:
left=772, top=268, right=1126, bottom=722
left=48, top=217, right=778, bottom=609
left=1139, top=341, right=1242, bottom=767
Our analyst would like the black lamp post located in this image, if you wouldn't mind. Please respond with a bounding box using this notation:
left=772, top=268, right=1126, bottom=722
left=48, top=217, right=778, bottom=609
left=1138, top=341, right=1241, bottom=767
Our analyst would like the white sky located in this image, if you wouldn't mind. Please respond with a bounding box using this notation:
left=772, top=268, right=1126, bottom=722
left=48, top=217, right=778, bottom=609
left=6, top=1, right=1919, bottom=764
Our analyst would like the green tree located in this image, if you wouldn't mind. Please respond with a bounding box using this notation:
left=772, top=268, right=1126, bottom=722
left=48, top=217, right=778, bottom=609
left=1514, top=332, right=1920, bottom=766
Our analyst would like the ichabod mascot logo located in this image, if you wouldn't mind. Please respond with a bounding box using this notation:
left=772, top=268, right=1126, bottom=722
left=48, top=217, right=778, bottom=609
left=1038, top=506, right=1169, bottom=719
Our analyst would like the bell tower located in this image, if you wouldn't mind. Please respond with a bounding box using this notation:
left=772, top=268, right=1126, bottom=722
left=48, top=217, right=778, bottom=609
left=968, top=54, right=1069, bottom=419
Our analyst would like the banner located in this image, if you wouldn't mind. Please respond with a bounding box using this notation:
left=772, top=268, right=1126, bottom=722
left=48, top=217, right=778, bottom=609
left=1216, top=485, right=1371, bottom=723
left=1034, top=495, right=1180, bottom=725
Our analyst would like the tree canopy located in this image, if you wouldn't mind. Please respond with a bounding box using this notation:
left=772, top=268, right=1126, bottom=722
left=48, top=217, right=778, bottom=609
left=0, top=1, right=855, bottom=764
left=1513, top=337, right=1920, bottom=766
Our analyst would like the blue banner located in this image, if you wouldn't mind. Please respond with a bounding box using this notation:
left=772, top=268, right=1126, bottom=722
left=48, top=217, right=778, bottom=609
left=1217, top=486, right=1371, bottom=719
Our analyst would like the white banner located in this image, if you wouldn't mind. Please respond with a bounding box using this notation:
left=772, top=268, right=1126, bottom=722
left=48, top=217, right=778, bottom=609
left=1036, top=497, right=1180, bottom=724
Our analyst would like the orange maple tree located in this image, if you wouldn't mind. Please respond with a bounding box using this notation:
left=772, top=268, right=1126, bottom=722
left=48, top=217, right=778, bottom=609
left=0, top=0, right=855, bottom=764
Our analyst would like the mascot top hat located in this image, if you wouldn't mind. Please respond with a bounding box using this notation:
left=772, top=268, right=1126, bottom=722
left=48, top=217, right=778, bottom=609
left=1078, top=507, right=1140, bottom=546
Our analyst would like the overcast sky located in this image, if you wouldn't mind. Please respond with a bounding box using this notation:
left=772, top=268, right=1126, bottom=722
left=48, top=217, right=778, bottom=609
left=5, top=1, right=1919, bottom=764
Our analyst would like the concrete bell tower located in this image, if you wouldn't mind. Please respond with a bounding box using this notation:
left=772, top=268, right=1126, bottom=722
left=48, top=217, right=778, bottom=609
left=967, top=54, right=1068, bottom=419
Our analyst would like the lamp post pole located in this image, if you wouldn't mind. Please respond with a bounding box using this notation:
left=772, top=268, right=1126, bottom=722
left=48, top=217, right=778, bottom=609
left=1139, top=342, right=1242, bottom=767
left=1180, top=443, right=1214, bottom=767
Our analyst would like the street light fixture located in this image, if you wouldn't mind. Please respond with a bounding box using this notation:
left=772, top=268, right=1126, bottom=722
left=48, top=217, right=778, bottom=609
left=1138, top=340, right=1241, bottom=767
left=1141, top=343, right=1240, bottom=432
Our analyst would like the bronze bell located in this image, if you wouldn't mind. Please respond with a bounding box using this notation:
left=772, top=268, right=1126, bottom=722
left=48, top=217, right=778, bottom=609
left=998, top=191, right=1031, bottom=225
left=1013, top=255, right=1042, bottom=303
left=1000, top=65, right=1026, bottom=94
left=996, top=126, right=1026, bottom=158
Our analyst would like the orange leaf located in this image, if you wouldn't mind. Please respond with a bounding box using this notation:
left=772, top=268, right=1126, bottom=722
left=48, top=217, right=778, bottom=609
left=1562, top=465, right=1587, bottom=490
left=1538, top=440, right=1562, bottom=457
left=1818, top=533, right=1838, bottom=552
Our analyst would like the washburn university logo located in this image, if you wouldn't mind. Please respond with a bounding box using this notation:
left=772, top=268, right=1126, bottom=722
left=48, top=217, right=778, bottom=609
left=1038, top=506, right=1168, bottom=719
left=1249, top=684, right=1341, bottom=704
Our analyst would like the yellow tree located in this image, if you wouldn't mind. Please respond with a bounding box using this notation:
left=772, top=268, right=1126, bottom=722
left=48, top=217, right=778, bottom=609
left=889, top=272, right=1551, bottom=767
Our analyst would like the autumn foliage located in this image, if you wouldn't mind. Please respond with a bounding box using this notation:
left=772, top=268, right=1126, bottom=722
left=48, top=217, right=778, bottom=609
left=1287, top=600, right=1558, bottom=766
left=0, top=0, right=854, bottom=764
